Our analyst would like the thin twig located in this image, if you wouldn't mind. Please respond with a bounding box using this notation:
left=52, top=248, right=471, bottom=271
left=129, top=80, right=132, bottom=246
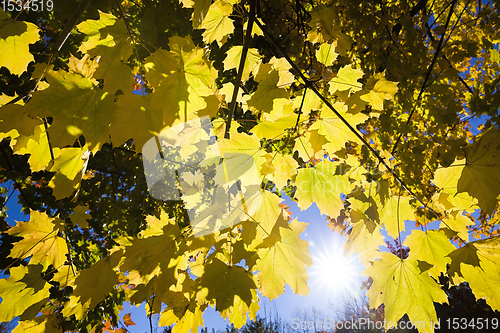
left=254, top=18, right=441, bottom=218
left=59, top=202, right=77, bottom=277
left=51, top=0, right=92, bottom=54
left=294, top=86, right=307, bottom=131
left=224, top=0, right=257, bottom=139
left=391, top=0, right=457, bottom=156
left=43, top=118, right=55, bottom=161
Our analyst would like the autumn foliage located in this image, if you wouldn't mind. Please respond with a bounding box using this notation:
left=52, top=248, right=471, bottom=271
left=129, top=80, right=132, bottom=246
left=0, top=0, right=499, bottom=332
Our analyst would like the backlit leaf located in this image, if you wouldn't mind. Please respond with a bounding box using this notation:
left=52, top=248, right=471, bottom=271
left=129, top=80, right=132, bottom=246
left=201, top=0, right=234, bottom=46
left=7, top=210, right=67, bottom=270
left=0, top=10, right=40, bottom=75
left=0, top=265, right=51, bottom=322
left=255, top=219, right=313, bottom=299
left=62, top=251, right=123, bottom=320
left=295, top=160, right=350, bottom=217
left=364, top=252, right=448, bottom=333
left=457, top=128, right=500, bottom=214
left=329, top=65, right=363, bottom=94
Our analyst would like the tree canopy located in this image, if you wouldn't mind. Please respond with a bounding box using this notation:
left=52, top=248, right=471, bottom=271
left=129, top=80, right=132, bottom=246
left=0, top=0, right=499, bottom=332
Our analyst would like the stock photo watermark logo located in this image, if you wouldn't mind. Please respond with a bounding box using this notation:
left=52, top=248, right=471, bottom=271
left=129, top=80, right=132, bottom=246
left=291, top=317, right=440, bottom=331
left=142, top=116, right=255, bottom=237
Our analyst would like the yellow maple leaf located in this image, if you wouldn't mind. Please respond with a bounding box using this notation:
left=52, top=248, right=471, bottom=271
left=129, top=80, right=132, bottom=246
left=62, top=251, right=123, bottom=320
left=316, top=42, right=338, bottom=67
left=295, top=160, right=350, bottom=216
left=77, top=11, right=135, bottom=94
left=201, top=0, right=235, bottom=46
left=329, top=65, right=363, bottom=94
left=364, top=252, right=448, bottom=333
left=13, top=124, right=61, bottom=172
left=7, top=210, right=67, bottom=270
left=360, top=72, right=399, bottom=110
left=403, top=229, right=456, bottom=279
left=0, top=265, right=51, bottom=322
left=447, top=236, right=500, bottom=311
left=309, top=102, right=368, bottom=153
left=379, top=195, right=415, bottom=238
left=255, top=219, right=313, bottom=299
left=223, top=46, right=262, bottom=82
left=0, top=10, right=40, bottom=75
left=457, top=128, right=500, bottom=214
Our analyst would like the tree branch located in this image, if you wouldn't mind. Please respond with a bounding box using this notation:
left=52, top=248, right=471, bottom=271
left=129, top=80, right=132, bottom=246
left=51, top=0, right=93, bottom=54
left=254, top=18, right=441, bottom=218
left=391, top=0, right=457, bottom=156
left=224, top=0, right=257, bottom=139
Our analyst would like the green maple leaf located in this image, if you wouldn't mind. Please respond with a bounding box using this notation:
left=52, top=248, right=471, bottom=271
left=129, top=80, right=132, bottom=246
left=69, top=205, right=91, bottom=228
left=62, top=250, right=122, bottom=320
left=364, top=252, right=448, bottom=333
left=295, top=160, right=351, bottom=216
left=457, top=128, right=500, bottom=214
left=7, top=210, right=67, bottom=270
left=0, top=265, right=51, bottom=322
left=0, top=9, right=40, bottom=75
left=403, top=229, right=456, bottom=279
left=309, top=102, right=368, bottom=153
left=200, top=0, right=235, bottom=46
left=254, top=219, right=313, bottom=299
left=25, top=70, right=117, bottom=152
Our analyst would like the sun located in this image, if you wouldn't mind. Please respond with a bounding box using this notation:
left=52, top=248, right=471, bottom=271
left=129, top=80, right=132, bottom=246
left=309, top=241, right=363, bottom=297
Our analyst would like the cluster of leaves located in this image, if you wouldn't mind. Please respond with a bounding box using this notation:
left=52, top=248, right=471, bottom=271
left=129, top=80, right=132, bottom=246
left=0, top=0, right=499, bottom=332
